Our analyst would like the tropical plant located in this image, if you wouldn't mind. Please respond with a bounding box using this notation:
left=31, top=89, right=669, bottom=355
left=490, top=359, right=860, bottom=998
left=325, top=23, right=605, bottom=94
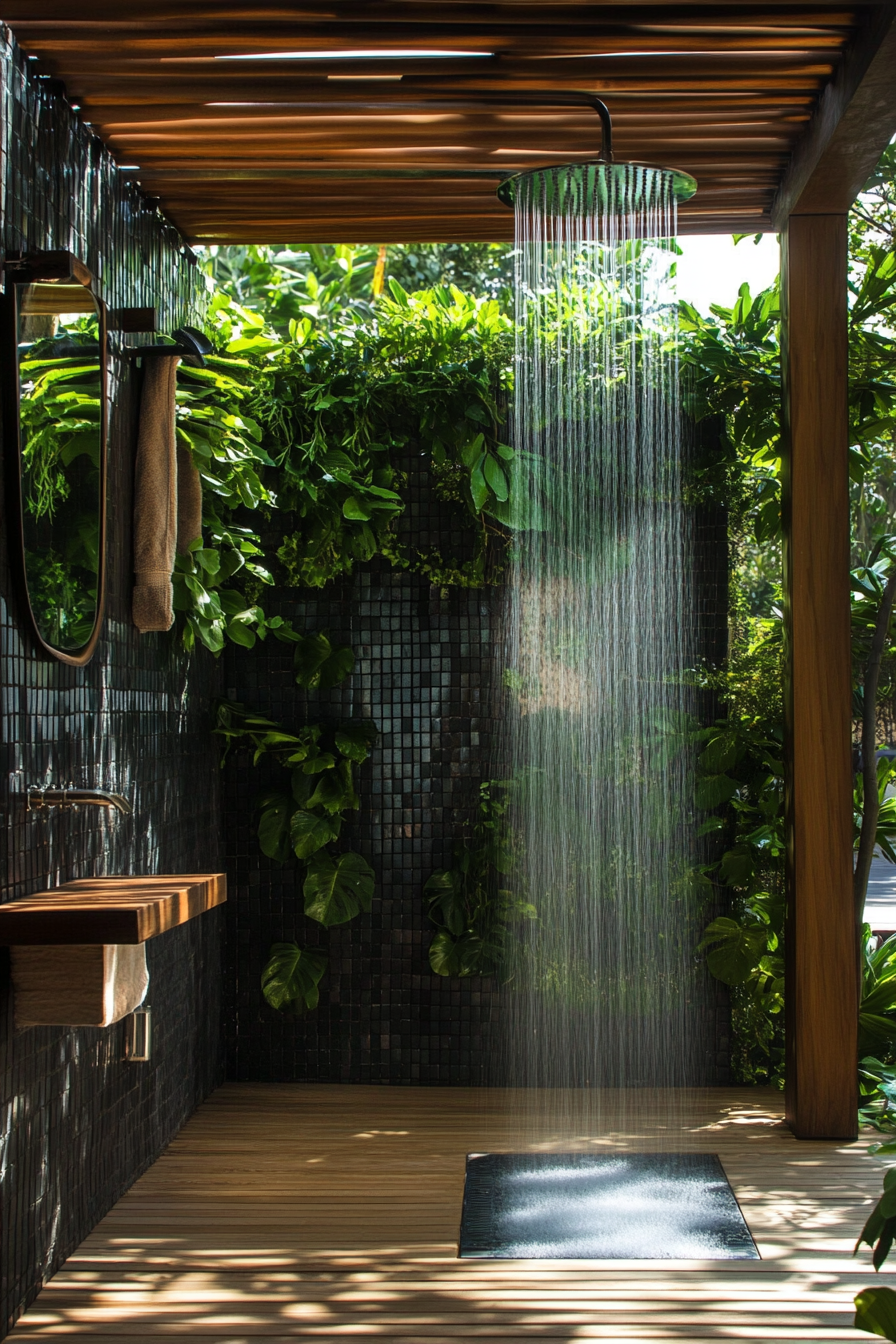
left=18, top=319, right=103, bottom=645
left=171, top=294, right=293, bottom=654
left=261, top=943, right=328, bottom=1015
left=254, top=280, right=514, bottom=591
left=213, top=696, right=377, bottom=1015
left=170, top=276, right=516, bottom=655
left=854, top=1155, right=896, bottom=1340
left=684, top=140, right=896, bottom=1093
left=200, top=241, right=514, bottom=336
left=424, top=779, right=534, bottom=978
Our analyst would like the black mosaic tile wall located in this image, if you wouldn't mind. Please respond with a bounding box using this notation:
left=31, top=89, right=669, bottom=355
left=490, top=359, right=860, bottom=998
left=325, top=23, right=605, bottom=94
left=0, top=30, right=222, bottom=1339
left=222, top=451, right=732, bottom=1087
left=223, top=559, right=500, bottom=1084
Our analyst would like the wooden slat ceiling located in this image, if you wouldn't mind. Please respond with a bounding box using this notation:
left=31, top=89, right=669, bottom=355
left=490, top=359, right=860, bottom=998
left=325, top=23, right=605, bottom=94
left=3, top=2, right=879, bottom=241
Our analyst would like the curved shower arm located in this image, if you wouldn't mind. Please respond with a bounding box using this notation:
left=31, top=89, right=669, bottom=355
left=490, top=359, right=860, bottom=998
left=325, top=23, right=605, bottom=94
left=475, top=92, right=617, bottom=163
left=304, top=91, right=614, bottom=163
left=449, top=91, right=613, bottom=163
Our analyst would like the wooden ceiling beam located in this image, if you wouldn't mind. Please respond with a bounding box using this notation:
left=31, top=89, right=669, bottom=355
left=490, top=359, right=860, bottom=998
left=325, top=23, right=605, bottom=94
left=19, top=31, right=851, bottom=56
left=771, top=0, right=896, bottom=223
left=2, top=2, right=861, bottom=20
left=5, top=0, right=882, bottom=242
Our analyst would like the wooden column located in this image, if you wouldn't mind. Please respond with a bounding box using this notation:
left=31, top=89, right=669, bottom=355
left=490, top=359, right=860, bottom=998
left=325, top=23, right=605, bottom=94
left=782, top=213, right=857, bottom=1140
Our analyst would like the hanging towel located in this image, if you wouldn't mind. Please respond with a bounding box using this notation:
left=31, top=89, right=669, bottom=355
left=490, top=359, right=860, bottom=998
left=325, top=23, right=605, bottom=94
left=132, top=355, right=180, bottom=632
left=176, top=441, right=203, bottom=555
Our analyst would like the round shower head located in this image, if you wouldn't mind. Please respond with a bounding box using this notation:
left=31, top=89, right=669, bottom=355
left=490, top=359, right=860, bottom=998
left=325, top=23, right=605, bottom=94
left=496, top=160, right=698, bottom=213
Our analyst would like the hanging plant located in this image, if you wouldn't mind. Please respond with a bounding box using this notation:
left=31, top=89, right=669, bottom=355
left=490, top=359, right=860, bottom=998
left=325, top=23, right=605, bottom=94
left=214, top=694, right=378, bottom=1015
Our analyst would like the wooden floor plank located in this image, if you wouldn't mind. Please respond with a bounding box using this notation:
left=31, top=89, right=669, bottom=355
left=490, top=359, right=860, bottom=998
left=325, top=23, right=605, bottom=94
left=9, top=1085, right=896, bottom=1342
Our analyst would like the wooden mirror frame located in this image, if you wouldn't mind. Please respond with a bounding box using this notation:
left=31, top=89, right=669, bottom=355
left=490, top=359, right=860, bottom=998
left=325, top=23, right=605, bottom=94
left=1, top=250, right=108, bottom=666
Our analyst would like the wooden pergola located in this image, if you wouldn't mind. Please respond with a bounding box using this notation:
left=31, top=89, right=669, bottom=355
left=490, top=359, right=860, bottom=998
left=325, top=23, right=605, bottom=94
left=10, top=0, right=896, bottom=1138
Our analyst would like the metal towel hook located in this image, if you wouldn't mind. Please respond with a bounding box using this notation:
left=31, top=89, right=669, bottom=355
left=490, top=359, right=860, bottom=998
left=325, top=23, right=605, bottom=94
left=122, top=325, right=214, bottom=369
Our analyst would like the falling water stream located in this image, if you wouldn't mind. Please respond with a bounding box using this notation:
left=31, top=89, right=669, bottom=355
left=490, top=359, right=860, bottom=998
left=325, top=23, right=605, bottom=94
left=500, top=162, right=703, bottom=1149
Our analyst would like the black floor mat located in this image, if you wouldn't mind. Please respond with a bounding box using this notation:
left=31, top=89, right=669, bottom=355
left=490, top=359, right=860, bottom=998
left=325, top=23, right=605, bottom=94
left=459, top=1152, right=759, bottom=1259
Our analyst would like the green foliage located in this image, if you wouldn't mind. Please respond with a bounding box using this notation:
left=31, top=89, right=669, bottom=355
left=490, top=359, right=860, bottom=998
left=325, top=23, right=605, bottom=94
left=18, top=320, right=103, bottom=647
left=200, top=241, right=513, bottom=336
left=854, top=1098, right=896, bottom=1342
left=303, top=851, right=375, bottom=927
left=861, top=933, right=896, bottom=1069
left=685, top=146, right=896, bottom=1097
left=293, top=632, right=355, bottom=690
left=165, top=248, right=516, bottom=653
left=424, top=780, right=535, bottom=978
left=386, top=243, right=513, bottom=311
left=855, top=1163, right=896, bottom=1341
left=172, top=298, right=295, bottom=654
left=214, top=698, right=377, bottom=1017
left=261, top=942, right=328, bottom=1015
left=214, top=699, right=375, bottom=863
left=856, top=1287, right=896, bottom=1342
left=256, top=282, right=514, bottom=590
left=201, top=243, right=379, bottom=337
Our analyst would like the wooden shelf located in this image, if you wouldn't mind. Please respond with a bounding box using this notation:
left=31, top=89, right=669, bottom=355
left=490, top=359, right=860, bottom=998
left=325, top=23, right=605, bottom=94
left=0, top=874, right=226, bottom=945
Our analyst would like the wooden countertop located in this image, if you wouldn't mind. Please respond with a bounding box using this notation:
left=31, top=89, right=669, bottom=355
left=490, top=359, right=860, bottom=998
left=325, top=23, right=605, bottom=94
left=0, top=874, right=226, bottom=945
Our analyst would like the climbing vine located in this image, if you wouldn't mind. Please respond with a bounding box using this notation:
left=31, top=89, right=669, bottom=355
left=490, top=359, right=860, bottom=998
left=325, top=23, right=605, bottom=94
left=214, top=687, right=377, bottom=1015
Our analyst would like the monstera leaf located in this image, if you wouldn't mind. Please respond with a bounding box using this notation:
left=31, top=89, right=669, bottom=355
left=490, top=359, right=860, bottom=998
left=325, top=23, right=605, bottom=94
left=257, top=789, right=293, bottom=862
left=424, top=869, right=467, bottom=936
left=428, top=930, right=489, bottom=978
left=293, top=632, right=355, bottom=690
left=697, top=917, right=768, bottom=985
left=261, top=942, right=327, bottom=1015
left=335, top=720, right=379, bottom=763
left=289, top=808, right=341, bottom=859
left=303, top=851, right=374, bottom=926
left=305, top=761, right=357, bottom=814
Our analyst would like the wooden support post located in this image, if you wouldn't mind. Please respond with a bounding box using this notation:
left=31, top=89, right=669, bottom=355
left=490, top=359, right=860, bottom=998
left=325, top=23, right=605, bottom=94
left=782, top=213, right=857, bottom=1140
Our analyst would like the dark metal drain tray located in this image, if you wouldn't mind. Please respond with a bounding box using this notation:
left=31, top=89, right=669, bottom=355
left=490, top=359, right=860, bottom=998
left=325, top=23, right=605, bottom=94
left=459, top=1152, right=758, bottom=1260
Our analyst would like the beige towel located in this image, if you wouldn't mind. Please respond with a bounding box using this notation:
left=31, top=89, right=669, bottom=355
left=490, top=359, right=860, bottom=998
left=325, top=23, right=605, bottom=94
left=132, top=356, right=203, bottom=631
left=176, top=442, right=203, bottom=555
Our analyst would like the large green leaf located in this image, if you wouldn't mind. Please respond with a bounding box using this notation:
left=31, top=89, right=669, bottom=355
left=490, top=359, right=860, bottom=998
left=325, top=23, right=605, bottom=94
left=855, top=1287, right=896, bottom=1341
left=335, top=720, right=378, bottom=763
left=290, top=808, right=341, bottom=858
left=719, top=845, right=756, bottom=887
left=261, top=942, right=328, bottom=1014
left=257, top=789, right=293, bottom=862
left=303, top=851, right=375, bottom=926
left=424, top=869, right=467, bottom=936
left=698, top=917, right=768, bottom=985
left=428, top=929, right=489, bottom=977
left=293, top=632, right=356, bottom=689
left=305, top=763, right=356, bottom=814
left=695, top=773, right=740, bottom=809
left=698, top=734, right=739, bottom=773
left=482, top=453, right=509, bottom=502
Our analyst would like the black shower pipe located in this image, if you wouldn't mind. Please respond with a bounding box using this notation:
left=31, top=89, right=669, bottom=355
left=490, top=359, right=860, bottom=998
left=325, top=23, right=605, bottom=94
left=404, top=91, right=615, bottom=163
left=266, top=91, right=614, bottom=164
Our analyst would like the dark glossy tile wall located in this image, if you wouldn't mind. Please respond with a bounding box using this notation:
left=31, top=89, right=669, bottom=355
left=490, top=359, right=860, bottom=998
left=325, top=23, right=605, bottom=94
left=0, top=30, right=223, bottom=1338
left=223, top=559, right=500, bottom=1084
left=222, top=487, right=731, bottom=1087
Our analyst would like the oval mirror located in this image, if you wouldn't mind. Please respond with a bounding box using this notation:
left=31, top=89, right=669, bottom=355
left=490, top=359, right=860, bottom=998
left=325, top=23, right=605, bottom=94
left=2, top=252, right=107, bottom=664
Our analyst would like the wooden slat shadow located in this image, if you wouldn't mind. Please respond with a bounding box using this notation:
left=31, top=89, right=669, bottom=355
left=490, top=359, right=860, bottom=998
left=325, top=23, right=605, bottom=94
left=8, top=1083, right=896, bottom=1341
left=0, top=1, right=873, bottom=239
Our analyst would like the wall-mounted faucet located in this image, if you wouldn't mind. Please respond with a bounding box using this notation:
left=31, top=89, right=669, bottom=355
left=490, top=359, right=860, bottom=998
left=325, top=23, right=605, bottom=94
left=26, top=785, right=132, bottom=816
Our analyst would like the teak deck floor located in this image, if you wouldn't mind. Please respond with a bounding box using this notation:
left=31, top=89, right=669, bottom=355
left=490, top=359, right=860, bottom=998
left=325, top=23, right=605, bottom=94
left=10, top=1084, right=896, bottom=1343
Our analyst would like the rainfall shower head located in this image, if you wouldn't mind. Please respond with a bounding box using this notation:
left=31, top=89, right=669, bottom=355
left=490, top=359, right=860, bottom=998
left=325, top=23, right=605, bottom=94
left=494, top=96, right=697, bottom=212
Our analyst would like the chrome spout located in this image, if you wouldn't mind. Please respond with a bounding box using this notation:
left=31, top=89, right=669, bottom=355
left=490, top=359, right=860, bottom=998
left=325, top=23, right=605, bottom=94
left=27, top=785, right=132, bottom=816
